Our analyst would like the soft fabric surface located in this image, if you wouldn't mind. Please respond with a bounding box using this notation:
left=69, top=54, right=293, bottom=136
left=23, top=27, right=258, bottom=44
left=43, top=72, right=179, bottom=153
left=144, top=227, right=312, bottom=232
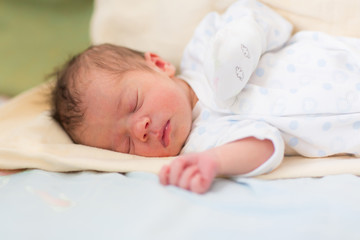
left=1, top=0, right=359, bottom=178
left=0, top=84, right=359, bottom=179
left=91, top=0, right=360, bottom=69
left=1, top=169, right=359, bottom=239
left=261, top=0, right=360, bottom=38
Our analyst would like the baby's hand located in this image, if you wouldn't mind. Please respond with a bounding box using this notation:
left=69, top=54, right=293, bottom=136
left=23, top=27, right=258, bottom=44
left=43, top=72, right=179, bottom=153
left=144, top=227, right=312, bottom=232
left=159, top=152, right=218, bottom=194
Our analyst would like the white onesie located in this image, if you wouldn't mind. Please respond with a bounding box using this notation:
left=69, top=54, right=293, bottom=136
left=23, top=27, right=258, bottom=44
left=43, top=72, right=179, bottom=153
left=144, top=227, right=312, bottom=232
left=179, top=0, right=360, bottom=177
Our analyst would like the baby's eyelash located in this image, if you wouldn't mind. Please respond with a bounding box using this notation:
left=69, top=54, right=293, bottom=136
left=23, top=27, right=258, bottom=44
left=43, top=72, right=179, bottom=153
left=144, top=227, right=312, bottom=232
left=127, top=137, right=131, bottom=154
left=128, top=137, right=135, bottom=154
left=132, top=90, right=139, bottom=112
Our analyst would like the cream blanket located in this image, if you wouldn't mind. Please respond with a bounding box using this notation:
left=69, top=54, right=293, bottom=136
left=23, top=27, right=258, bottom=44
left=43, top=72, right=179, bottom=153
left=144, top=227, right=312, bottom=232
left=1, top=0, right=360, bottom=179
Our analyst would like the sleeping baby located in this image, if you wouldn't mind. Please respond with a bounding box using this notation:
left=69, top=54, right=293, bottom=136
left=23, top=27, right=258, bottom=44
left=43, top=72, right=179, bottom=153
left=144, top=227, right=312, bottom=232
left=51, top=0, right=360, bottom=193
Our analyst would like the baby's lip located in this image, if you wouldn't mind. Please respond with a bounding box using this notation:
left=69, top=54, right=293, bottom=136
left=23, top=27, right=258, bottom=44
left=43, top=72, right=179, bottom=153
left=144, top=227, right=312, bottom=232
left=160, top=120, right=171, bottom=148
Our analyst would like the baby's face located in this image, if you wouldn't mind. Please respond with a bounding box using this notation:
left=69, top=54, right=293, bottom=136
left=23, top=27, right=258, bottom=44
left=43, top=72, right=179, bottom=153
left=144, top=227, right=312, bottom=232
left=76, top=68, right=194, bottom=157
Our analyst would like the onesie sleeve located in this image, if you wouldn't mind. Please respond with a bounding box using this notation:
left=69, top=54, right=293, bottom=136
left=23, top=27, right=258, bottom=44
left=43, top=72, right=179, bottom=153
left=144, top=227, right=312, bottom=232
left=217, top=119, right=285, bottom=178
left=182, top=116, right=285, bottom=178
left=180, top=0, right=293, bottom=108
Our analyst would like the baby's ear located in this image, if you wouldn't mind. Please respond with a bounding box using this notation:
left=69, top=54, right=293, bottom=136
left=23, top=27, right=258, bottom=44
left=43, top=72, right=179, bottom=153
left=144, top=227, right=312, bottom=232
left=144, top=52, right=176, bottom=77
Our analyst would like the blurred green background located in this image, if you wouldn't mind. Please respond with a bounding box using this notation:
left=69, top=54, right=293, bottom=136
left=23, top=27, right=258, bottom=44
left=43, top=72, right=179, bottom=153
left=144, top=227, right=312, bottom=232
left=0, top=0, right=93, bottom=97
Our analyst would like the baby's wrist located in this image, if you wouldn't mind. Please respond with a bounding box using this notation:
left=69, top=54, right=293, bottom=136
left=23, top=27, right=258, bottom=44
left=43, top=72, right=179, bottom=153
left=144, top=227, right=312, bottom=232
left=200, top=148, right=222, bottom=176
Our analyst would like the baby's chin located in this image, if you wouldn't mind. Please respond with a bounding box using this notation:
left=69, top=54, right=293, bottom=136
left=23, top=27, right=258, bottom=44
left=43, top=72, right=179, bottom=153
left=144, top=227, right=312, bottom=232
left=159, top=148, right=182, bottom=157
left=139, top=144, right=183, bottom=158
left=145, top=147, right=181, bottom=158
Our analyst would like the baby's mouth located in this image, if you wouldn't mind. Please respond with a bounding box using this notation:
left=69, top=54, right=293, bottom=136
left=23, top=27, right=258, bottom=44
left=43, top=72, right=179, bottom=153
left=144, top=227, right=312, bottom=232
left=161, top=120, right=171, bottom=148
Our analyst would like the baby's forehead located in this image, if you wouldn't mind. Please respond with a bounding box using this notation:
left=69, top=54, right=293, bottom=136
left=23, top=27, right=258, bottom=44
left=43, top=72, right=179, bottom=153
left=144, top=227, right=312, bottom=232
left=79, top=60, right=157, bottom=102
left=80, top=67, right=118, bottom=88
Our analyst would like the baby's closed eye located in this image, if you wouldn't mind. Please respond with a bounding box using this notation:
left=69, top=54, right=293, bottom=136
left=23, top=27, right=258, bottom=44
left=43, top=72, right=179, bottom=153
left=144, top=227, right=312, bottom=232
left=131, top=89, right=139, bottom=112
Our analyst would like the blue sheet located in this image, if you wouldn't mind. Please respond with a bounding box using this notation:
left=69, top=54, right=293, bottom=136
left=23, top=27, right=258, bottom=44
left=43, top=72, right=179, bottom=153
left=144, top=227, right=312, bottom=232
left=1, top=170, right=359, bottom=239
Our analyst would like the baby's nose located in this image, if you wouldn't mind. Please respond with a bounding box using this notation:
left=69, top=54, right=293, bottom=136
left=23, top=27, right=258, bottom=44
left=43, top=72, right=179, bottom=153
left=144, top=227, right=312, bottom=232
left=133, top=117, right=150, bottom=142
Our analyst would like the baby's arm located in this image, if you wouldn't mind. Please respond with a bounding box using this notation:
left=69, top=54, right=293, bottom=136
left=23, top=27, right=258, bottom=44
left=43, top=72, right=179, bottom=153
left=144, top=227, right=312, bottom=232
left=159, top=137, right=274, bottom=194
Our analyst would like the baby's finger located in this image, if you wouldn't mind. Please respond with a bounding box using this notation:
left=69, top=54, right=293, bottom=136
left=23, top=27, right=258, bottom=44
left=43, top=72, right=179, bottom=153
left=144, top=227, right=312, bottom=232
left=178, top=165, right=198, bottom=190
left=190, top=174, right=211, bottom=194
left=159, top=165, right=170, bottom=185
left=169, top=157, right=188, bottom=186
